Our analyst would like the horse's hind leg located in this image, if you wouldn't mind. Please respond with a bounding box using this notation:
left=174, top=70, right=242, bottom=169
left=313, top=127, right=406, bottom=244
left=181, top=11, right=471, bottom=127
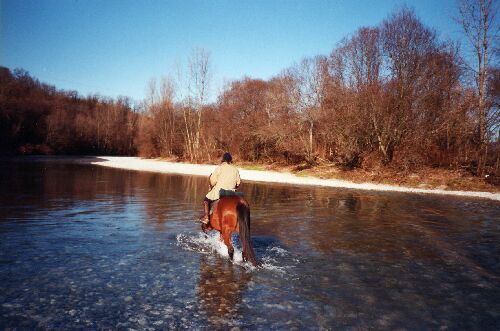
left=221, top=230, right=234, bottom=261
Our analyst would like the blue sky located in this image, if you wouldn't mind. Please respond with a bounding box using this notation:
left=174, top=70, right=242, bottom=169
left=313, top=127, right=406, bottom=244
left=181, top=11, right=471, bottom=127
left=1, top=0, right=462, bottom=102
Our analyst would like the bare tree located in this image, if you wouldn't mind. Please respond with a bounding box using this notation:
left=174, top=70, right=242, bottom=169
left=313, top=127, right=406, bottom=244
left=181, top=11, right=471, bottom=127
left=457, top=0, right=498, bottom=174
left=187, top=47, right=212, bottom=161
left=347, top=27, right=382, bottom=88
left=289, top=56, right=329, bottom=163
left=380, top=7, right=437, bottom=163
left=329, top=27, right=383, bottom=166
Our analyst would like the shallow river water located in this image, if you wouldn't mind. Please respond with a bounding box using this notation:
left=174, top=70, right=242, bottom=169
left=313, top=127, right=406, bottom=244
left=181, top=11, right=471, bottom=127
left=0, top=160, right=499, bottom=330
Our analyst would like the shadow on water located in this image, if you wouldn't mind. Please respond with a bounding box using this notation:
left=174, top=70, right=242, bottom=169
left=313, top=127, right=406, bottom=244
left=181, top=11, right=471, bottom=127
left=0, top=159, right=499, bottom=329
left=251, top=236, right=283, bottom=251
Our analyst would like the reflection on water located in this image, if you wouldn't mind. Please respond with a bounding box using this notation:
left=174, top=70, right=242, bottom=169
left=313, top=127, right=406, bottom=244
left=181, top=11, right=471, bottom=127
left=198, top=255, right=252, bottom=329
left=0, top=160, right=499, bottom=330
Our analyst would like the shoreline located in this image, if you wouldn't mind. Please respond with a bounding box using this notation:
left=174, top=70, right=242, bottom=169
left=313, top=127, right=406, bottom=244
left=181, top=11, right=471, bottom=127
left=49, top=156, right=500, bottom=201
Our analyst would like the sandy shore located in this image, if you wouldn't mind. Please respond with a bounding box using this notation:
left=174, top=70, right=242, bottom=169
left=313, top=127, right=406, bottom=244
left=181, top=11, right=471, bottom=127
left=66, top=156, right=500, bottom=201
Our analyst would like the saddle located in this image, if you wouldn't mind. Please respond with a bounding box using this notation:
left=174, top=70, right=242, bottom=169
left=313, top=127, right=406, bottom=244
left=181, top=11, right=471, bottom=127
left=219, top=189, right=244, bottom=197
left=209, top=189, right=244, bottom=215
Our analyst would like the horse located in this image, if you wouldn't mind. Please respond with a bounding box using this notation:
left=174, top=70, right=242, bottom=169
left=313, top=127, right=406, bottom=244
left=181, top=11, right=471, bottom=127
left=201, top=195, right=259, bottom=266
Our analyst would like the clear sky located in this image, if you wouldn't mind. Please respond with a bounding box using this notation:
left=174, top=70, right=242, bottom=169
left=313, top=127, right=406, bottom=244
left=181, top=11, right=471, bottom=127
left=1, top=0, right=463, bottom=103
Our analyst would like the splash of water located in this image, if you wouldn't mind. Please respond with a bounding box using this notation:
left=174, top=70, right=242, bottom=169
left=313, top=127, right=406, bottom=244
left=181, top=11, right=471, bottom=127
left=176, top=232, right=243, bottom=262
left=175, top=232, right=294, bottom=274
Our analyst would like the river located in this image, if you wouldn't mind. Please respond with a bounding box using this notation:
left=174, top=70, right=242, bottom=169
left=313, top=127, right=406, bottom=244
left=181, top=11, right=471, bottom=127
left=0, top=160, right=499, bottom=330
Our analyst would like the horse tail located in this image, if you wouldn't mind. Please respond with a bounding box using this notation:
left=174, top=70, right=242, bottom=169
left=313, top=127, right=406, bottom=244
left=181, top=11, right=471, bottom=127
left=236, top=202, right=258, bottom=266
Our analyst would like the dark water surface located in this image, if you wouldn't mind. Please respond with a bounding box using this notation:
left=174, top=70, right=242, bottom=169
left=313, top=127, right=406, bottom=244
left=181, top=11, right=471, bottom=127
left=0, top=161, right=499, bottom=330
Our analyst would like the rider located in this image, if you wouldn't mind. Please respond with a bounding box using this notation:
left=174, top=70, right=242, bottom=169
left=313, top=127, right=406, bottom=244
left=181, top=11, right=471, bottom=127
left=201, top=152, right=241, bottom=224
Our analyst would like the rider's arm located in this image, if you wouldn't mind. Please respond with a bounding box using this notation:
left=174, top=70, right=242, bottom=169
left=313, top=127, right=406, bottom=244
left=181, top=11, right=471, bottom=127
left=209, top=166, right=220, bottom=187
left=207, top=174, right=213, bottom=190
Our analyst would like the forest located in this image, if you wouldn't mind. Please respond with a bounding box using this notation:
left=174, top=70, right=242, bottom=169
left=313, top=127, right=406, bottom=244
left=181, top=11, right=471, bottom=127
left=1, top=7, right=498, bottom=179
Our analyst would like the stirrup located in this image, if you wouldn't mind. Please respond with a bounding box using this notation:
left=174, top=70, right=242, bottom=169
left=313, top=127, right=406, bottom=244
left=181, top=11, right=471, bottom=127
left=199, top=216, right=209, bottom=224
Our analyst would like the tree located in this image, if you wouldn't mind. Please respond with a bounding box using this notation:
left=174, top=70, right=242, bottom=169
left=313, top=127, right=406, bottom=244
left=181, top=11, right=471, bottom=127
left=186, top=47, right=212, bottom=161
left=288, top=56, right=330, bottom=164
left=457, top=0, right=498, bottom=174
left=378, top=7, right=437, bottom=163
left=327, top=27, right=383, bottom=167
left=141, top=77, right=178, bottom=156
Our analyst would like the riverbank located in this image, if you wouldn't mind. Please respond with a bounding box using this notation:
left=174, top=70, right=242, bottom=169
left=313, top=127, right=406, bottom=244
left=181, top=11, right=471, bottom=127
left=51, top=156, right=499, bottom=201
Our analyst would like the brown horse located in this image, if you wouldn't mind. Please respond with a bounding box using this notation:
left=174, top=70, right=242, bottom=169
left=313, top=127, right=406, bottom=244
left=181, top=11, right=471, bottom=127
left=201, top=196, right=258, bottom=266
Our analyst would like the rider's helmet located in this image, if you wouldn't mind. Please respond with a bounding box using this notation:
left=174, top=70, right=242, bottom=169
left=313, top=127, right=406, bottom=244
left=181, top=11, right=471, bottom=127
left=222, top=152, right=232, bottom=163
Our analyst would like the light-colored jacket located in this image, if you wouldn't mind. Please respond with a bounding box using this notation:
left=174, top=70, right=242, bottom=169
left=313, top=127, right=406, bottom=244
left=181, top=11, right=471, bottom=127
left=206, top=162, right=241, bottom=200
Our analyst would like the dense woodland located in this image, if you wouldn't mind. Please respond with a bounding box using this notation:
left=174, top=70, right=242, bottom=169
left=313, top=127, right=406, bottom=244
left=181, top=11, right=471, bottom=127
left=0, top=67, right=138, bottom=156
left=1, top=6, right=499, bottom=177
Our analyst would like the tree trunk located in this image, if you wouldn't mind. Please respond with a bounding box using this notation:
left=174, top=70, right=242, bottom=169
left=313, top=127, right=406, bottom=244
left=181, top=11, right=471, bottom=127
left=309, top=120, right=314, bottom=161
